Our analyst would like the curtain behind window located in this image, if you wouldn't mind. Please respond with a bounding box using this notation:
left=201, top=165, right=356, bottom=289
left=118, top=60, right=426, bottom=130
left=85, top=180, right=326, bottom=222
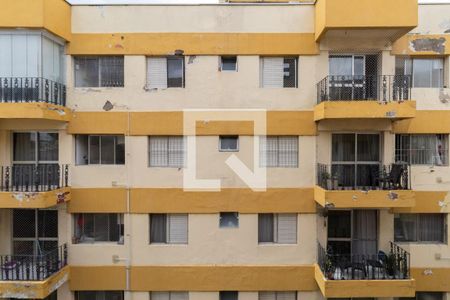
left=150, top=214, right=167, bottom=243
left=420, top=214, right=444, bottom=242
left=13, top=132, right=36, bottom=161
left=258, top=214, right=274, bottom=243
left=352, top=210, right=377, bottom=255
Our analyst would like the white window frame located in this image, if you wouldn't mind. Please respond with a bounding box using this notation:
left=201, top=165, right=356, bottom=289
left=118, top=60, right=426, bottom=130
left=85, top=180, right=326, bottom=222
left=219, top=136, right=239, bottom=152
left=73, top=56, right=124, bottom=88
left=146, top=56, right=185, bottom=89
left=258, top=213, right=298, bottom=245
left=219, top=56, right=238, bottom=72
left=75, top=135, right=125, bottom=165
left=148, top=136, right=186, bottom=168
left=259, top=136, right=299, bottom=168
left=219, top=212, right=239, bottom=228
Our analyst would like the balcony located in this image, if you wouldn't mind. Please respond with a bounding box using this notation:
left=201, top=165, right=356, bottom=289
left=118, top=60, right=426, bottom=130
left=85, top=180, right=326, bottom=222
left=314, top=75, right=416, bottom=121
left=314, top=0, right=418, bottom=42
left=0, top=165, right=71, bottom=209
left=315, top=242, right=415, bottom=297
left=315, top=163, right=415, bottom=208
left=0, top=77, right=71, bottom=121
left=0, top=244, right=69, bottom=299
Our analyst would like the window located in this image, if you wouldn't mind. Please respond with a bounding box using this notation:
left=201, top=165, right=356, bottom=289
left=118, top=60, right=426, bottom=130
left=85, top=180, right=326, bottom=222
left=220, top=56, right=237, bottom=71
left=260, top=136, right=298, bottom=168
left=220, top=292, right=238, bottom=300
left=147, top=56, right=185, bottom=88
left=73, top=214, right=124, bottom=244
left=398, top=292, right=443, bottom=300
left=75, top=135, right=125, bottom=165
left=149, top=136, right=185, bottom=167
left=14, top=132, right=59, bottom=162
left=261, top=57, right=298, bottom=88
left=75, top=291, right=124, bottom=300
left=151, top=292, right=189, bottom=300
left=394, top=214, right=446, bottom=243
left=220, top=212, right=239, bottom=228
left=259, top=292, right=297, bottom=300
left=150, top=214, right=188, bottom=244
left=396, top=57, right=444, bottom=88
left=395, top=134, right=448, bottom=166
left=74, top=56, right=124, bottom=87
left=258, top=213, right=297, bottom=244
left=219, top=136, right=239, bottom=152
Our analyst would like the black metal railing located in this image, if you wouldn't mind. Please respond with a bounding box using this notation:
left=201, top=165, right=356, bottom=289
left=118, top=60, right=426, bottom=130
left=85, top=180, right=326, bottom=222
left=0, top=77, right=66, bottom=106
left=0, top=164, right=69, bottom=192
left=0, top=244, right=67, bottom=281
left=317, top=75, right=411, bottom=104
left=316, top=163, right=410, bottom=190
left=317, top=242, right=410, bottom=280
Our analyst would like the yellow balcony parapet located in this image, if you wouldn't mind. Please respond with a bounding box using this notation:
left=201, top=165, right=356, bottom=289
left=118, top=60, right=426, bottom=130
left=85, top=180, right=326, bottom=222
left=0, top=103, right=71, bottom=122
left=0, top=265, right=69, bottom=299
left=0, top=0, right=71, bottom=41
left=0, top=187, right=71, bottom=209
left=315, top=0, right=418, bottom=41
left=315, top=264, right=416, bottom=298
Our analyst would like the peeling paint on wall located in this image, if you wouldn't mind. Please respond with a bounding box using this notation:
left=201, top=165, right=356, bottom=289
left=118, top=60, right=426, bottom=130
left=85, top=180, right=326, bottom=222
left=409, top=37, right=446, bottom=54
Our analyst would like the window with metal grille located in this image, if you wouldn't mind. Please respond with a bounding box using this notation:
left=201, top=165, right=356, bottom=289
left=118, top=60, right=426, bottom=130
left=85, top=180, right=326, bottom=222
left=147, top=56, right=185, bottom=88
left=74, top=56, right=124, bottom=87
left=150, top=292, right=189, bottom=300
left=75, top=291, right=124, bottom=300
left=260, top=57, right=298, bottom=88
left=395, top=134, right=448, bottom=166
left=260, top=136, right=298, bottom=168
left=149, top=214, right=188, bottom=244
left=148, top=136, right=185, bottom=167
left=72, top=213, right=124, bottom=244
left=258, top=213, right=297, bottom=244
left=396, top=57, right=444, bottom=88
left=259, top=292, right=297, bottom=300
left=75, top=135, right=125, bottom=165
left=73, top=213, right=124, bottom=244
left=398, top=292, right=443, bottom=300
left=394, top=214, right=446, bottom=243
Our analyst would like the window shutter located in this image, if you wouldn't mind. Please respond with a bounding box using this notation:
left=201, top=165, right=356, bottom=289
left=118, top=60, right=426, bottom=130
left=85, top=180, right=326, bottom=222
left=276, top=292, right=296, bottom=300
left=259, top=292, right=276, bottom=300
left=170, top=292, right=189, bottom=300
left=152, top=292, right=170, bottom=300
left=260, top=136, right=278, bottom=167
left=149, top=137, right=168, bottom=167
left=168, top=136, right=185, bottom=168
left=277, top=213, right=297, bottom=244
left=278, top=136, right=298, bottom=168
left=168, top=214, right=188, bottom=244
left=261, top=57, right=284, bottom=88
left=148, top=58, right=168, bottom=89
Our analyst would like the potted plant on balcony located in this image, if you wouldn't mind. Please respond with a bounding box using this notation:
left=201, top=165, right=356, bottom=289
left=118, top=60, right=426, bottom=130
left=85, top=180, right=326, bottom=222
left=322, top=172, right=333, bottom=190
left=385, top=253, right=397, bottom=278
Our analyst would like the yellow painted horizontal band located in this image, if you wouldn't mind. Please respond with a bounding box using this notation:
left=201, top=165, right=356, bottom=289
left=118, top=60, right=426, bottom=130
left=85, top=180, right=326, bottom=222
left=0, top=0, right=71, bottom=41
left=0, top=103, right=72, bottom=122
left=314, top=101, right=416, bottom=121
left=393, top=110, right=450, bottom=134
left=69, top=266, right=127, bottom=291
left=392, top=191, right=450, bottom=213
left=68, top=188, right=127, bottom=213
left=68, top=33, right=318, bottom=55
left=0, top=187, right=71, bottom=209
left=68, top=111, right=317, bottom=136
left=130, top=265, right=316, bottom=291
left=314, top=186, right=415, bottom=209
left=130, top=188, right=316, bottom=213
left=392, top=34, right=450, bottom=56
left=412, top=268, right=450, bottom=291
left=0, top=266, right=69, bottom=299
left=315, top=264, right=416, bottom=298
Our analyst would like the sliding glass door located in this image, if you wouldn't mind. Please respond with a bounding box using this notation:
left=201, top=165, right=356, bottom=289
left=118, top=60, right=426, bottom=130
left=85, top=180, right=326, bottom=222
left=331, top=133, right=381, bottom=189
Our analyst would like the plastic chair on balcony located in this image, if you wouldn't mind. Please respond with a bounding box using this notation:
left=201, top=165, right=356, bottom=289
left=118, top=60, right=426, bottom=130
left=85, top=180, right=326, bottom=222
left=366, top=251, right=388, bottom=279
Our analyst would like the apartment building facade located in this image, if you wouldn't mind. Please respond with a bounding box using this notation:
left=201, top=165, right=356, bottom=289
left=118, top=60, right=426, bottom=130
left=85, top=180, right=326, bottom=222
left=0, top=0, right=450, bottom=299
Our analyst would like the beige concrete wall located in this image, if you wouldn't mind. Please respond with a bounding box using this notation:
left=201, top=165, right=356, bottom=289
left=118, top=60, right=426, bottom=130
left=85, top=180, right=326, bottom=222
left=413, top=88, right=450, bottom=111
left=414, top=4, right=450, bottom=34
left=71, top=5, right=314, bottom=34
left=66, top=55, right=320, bottom=111
left=70, top=136, right=314, bottom=189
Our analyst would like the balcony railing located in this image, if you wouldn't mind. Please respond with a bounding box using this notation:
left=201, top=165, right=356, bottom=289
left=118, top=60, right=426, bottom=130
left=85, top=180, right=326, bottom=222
left=318, top=242, right=410, bottom=280
left=317, top=163, right=410, bottom=190
left=317, top=75, right=411, bottom=104
left=0, top=165, right=69, bottom=192
left=0, top=244, right=67, bottom=281
left=0, top=77, right=66, bottom=106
